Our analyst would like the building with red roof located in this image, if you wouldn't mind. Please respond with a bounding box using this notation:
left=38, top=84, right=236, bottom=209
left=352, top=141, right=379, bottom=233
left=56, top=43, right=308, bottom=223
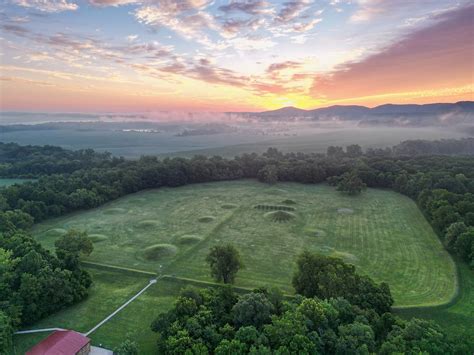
left=26, top=330, right=91, bottom=355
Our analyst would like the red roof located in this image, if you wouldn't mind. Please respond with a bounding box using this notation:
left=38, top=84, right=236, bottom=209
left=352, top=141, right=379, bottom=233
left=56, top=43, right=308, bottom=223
left=26, top=330, right=90, bottom=355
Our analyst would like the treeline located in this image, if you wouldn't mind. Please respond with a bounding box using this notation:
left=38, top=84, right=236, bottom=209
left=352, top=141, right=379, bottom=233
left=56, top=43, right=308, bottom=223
left=0, top=142, right=120, bottom=177
left=1, top=143, right=473, bottom=264
left=392, top=138, right=474, bottom=156
left=150, top=253, right=469, bottom=354
left=0, top=229, right=94, bottom=352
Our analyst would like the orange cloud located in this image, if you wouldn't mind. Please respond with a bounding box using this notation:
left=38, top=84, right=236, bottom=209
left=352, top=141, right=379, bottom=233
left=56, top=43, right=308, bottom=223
left=311, top=4, right=474, bottom=103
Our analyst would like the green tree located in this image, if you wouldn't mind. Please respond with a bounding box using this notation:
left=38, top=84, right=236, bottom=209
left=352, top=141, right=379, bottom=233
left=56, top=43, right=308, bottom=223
left=454, top=228, right=474, bottom=262
left=292, top=252, right=392, bottom=314
left=258, top=165, right=278, bottom=184
left=336, top=171, right=366, bottom=195
left=0, top=311, right=13, bottom=355
left=233, top=293, right=273, bottom=327
left=55, top=229, right=93, bottom=270
left=445, top=221, right=467, bottom=250
left=113, top=338, right=139, bottom=355
left=346, top=144, right=363, bottom=158
left=206, top=245, right=243, bottom=284
left=336, top=322, right=375, bottom=354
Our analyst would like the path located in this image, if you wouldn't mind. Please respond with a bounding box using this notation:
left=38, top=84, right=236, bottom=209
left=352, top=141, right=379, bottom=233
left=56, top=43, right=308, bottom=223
left=85, top=277, right=159, bottom=336
left=15, top=328, right=64, bottom=335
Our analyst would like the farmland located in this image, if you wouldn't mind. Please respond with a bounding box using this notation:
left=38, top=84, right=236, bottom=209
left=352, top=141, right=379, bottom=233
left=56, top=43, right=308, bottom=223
left=32, top=180, right=456, bottom=307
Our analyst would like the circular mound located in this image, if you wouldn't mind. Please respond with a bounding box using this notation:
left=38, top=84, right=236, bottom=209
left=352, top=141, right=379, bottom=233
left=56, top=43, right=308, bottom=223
left=177, top=235, right=203, bottom=244
left=103, top=207, right=126, bottom=215
left=46, top=228, right=67, bottom=237
left=337, top=208, right=354, bottom=214
left=264, top=210, right=296, bottom=223
left=198, top=216, right=216, bottom=223
left=306, top=229, right=327, bottom=237
left=89, top=234, right=108, bottom=243
left=221, top=203, right=237, bottom=209
left=281, top=199, right=296, bottom=205
left=137, top=220, right=160, bottom=228
left=143, top=244, right=177, bottom=261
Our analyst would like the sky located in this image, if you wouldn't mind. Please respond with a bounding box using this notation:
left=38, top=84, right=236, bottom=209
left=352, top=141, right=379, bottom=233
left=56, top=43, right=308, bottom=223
left=0, top=0, right=473, bottom=113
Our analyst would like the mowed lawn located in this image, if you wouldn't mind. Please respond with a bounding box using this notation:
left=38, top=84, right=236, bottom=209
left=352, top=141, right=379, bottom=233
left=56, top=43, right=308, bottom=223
left=13, top=267, right=180, bottom=354
left=396, top=261, right=474, bottom=337
left=33, top=180, right=457, bottom=307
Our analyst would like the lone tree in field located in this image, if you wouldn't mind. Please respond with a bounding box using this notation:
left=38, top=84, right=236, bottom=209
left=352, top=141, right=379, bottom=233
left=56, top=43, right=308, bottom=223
left=337, top=171, right=367, bottom=195
left=55, top=229, right=93, bottom=270
left=206, top=244, right=243, bottom=284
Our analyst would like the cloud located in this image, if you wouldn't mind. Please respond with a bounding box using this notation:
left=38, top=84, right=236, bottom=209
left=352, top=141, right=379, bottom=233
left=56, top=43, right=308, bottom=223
left=134, top=4, right=217, bottom=45
left=220, top=18, right=265, bottom=38
left=218, top=0, right=271, bottom=15
left=312, top=4, right=474, bottom=100
left=88, top=0, right=137, bottom=6
left=276, top=0, right=310, bottom=23
left=126, top=34, right=138, bottom=42
left=291, top=18, right=322, bottom=32
left=350, top=0, right=384, bottom=23
left=0, top=75, right=55, bottom=86
left=266, top=60, right=302, bottom=73
left=12, top=0, right=78, bottom=12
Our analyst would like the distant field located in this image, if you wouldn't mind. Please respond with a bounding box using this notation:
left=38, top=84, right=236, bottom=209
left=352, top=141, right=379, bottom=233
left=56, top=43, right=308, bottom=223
left=33, top=180, right=456, bottom=307
left=0, top=178, right=35, bottom=187
left=1, top=126, right=467, bottom=158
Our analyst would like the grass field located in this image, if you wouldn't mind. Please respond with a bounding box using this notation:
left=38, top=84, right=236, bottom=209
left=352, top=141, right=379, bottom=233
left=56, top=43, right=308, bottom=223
left=12, top=267, right=181, bottom=354
left=33, top=180, right=456, bottom=307
left=1, top=126, right=466, bottom=158
left=160, top=127, right=468, bottom=158
left=396, top=260, right=474, bottom=336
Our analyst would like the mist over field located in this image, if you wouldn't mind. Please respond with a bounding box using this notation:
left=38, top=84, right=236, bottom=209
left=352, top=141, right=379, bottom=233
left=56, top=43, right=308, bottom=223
left=2, top=103, right=473, bottom=158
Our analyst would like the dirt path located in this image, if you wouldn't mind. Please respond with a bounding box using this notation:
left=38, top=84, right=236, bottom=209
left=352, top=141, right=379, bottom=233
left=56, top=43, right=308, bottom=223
left=85, top=277, right=159, bottom=336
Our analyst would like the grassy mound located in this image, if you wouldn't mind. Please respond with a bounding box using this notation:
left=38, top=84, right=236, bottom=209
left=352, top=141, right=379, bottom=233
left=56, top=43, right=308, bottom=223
left=143, top=244, right=177, bottom=261
left=281, top=199, right=296, bottom=205
left=264, top=210, right=296, bottom=223
left=338, top=208, right=354, bottom=214
left=89, top=234, right=109, bottom=243
left=103, top=207, right=126, bottom=215
left=46, top=228, right=67, bottom=237
left=137, top=220, right=160, bottom=228
left=254, top=204, right=296, bottom=212
left=177, top=235, right=203, bottom=244
left=198, top=216, right=216, bottom=223
left=222, top=203, right=238, bottom=209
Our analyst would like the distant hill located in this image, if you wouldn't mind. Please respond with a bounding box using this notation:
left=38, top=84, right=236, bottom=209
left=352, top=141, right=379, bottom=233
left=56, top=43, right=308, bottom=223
left=256, top=106, right=309, bottom=118
left=233, top=101, right=474, bottom=126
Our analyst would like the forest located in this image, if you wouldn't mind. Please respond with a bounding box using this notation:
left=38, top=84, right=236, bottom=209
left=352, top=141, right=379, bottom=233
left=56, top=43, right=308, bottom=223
left=0, top=138, right=473, bottom=354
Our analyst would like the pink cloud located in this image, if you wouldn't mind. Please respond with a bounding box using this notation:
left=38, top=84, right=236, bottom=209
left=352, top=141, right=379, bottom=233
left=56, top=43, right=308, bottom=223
left=311, top=4, right=474, bottom=99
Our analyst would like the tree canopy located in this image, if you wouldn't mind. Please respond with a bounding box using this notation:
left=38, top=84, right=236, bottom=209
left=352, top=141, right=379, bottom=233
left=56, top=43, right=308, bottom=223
left=206, top=244, right=243, bottom=284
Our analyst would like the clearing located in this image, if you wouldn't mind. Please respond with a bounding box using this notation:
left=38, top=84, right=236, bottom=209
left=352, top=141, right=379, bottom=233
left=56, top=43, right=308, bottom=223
left=33, top=180, right=457, bottom=307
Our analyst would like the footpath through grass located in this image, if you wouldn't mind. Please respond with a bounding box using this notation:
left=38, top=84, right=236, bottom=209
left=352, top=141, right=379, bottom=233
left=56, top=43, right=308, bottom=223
left=33, top=180, right=456, bottom=307
left=12, top=267, right=180, bottom=354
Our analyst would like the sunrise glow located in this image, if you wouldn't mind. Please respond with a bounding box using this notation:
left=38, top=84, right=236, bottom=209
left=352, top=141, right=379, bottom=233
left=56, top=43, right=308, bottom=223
left=1, top=0, right=473, bottom=112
